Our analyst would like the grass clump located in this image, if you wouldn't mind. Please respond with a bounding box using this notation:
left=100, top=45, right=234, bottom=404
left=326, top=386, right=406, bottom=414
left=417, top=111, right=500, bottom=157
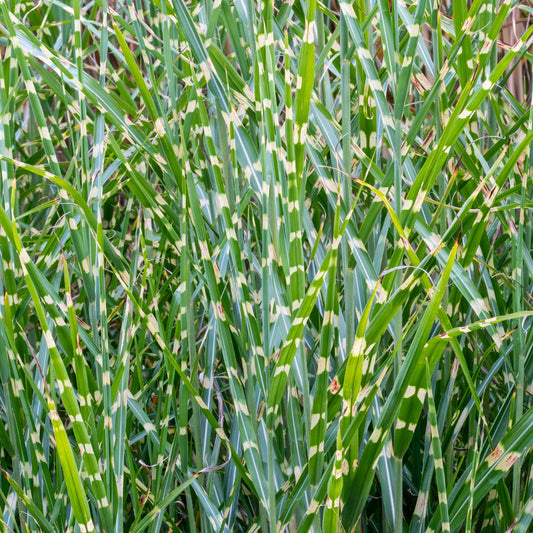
left=1, top=0, right=533, bottom=531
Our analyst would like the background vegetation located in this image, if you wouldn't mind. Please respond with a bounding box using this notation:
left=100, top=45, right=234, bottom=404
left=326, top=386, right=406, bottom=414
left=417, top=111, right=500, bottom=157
left=1, top=0, right=533, bottom=531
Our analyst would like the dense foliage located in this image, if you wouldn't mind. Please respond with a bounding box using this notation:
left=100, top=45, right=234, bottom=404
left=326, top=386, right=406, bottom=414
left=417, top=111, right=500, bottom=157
left=1, top=0, right=533, bottom=531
